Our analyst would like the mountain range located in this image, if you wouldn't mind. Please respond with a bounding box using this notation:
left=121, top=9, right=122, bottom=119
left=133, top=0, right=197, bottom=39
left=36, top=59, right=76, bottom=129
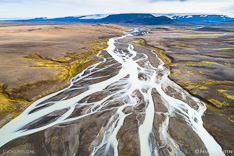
left=172, top=15, right=233, bottom=23
left=3, top=13, right=234, bottom=25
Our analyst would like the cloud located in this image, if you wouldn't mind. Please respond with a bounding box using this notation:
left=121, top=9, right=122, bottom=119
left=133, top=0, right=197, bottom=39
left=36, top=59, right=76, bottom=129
left=0, top=0, right=22, bottom=3
left=225, top=5, right=234, bottom=11
left=38, top=0, right=188, bottom=3
left=1, top=0, right=234, bottom=18
left=219, top=5, right=234, bottom=17
left=149, top=0, right=187, bottom=2
left=0, top=0, right=11, bottom=2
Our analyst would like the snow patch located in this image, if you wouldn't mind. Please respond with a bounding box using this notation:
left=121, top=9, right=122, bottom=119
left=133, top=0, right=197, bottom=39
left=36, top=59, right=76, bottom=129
left=185, top=15, right=192, bottom=18
left=79, top=14, right=109, bottom=19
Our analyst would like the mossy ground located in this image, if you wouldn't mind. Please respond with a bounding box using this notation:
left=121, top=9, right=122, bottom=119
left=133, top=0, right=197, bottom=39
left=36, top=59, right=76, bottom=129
left=159, top=35, right=233, bottom=109
left=2, top=41, right=106, bottom=119
left=0, top=83, right=31, bottom=121
left=133, top=38, right=171, bottom=64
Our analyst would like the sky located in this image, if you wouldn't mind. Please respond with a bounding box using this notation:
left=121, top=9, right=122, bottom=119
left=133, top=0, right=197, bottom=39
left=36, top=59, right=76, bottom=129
left=0, top=0, right=234, bottom=19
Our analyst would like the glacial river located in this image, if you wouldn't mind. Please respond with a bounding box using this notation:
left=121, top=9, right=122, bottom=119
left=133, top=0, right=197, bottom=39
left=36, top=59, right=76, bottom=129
left=0, top=28, right=224, bottom=156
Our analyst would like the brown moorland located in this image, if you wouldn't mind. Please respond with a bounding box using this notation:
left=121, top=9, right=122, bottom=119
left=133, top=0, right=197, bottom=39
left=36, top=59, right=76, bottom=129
left=0, top=23, right=129, bottom=127
left=134, top=26, right=234, bottom=150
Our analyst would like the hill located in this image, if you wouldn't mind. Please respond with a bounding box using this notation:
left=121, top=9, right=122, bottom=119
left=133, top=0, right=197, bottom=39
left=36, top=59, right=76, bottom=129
left=196, top=26, right=233, bottom=32
left=4, top=13, right=234, bottom=25
left=99, top=13, right=175, bottom=25
left=10, top=13, right=175, bottom=25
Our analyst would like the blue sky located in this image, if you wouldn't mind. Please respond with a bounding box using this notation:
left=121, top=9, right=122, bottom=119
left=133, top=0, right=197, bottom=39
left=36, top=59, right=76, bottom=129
left=1, top=0, right=234, bottom=19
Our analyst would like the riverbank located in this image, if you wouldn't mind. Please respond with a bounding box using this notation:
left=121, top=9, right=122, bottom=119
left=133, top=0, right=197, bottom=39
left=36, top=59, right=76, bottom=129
left=0, top=23, right=129, bottom=127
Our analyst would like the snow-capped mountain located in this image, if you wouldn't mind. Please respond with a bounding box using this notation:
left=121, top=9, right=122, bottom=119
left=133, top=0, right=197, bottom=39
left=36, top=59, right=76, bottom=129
left=79, top=14, right=110, bottom=19
left=171, top=14, right=233, bottom=23
left=2, top=13, right=233, bottom=24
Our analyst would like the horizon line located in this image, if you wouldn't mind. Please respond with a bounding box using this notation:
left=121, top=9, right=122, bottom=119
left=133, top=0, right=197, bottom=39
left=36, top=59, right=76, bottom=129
left=0, top=12, right=233, bottom=21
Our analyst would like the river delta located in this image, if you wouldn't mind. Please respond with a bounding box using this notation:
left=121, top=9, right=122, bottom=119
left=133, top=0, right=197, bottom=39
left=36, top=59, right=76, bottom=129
left=0, top=24, right=233, bottom=155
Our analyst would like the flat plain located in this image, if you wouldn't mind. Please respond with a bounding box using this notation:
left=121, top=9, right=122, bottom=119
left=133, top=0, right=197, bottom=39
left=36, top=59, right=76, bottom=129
left=0, top=23, right=233, bottom=155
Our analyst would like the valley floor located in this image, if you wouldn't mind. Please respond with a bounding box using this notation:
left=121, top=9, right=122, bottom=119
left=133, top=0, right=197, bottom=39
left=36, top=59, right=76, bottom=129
left=0, top=23, right=233, bottom=155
